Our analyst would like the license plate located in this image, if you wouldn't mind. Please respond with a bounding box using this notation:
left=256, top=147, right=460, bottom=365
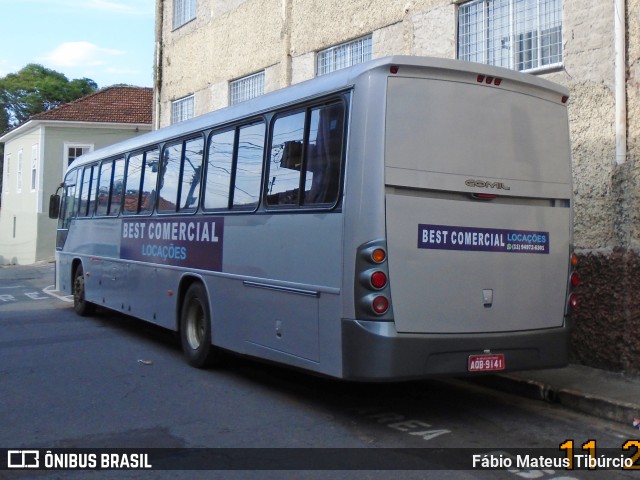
left=468, top=353, right=505, bottom=372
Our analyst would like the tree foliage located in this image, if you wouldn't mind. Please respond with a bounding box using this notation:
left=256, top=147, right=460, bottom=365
left=0, top=64, right=98, bottom=132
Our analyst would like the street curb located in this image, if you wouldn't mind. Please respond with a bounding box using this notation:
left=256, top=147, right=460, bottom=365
left=468, top=374, right=640, bottom=429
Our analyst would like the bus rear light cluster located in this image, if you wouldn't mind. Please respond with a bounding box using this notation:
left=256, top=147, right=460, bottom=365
left=477, top=74, right=502, bottom=86
left=567, top=253, right=580, bottom=313
left=355, top=240, right=393, bottom=320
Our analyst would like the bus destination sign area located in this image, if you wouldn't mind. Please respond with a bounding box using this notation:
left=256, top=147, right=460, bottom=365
left=120, top=217, right=224, bottom=271
left=418, top=224, right=549, bottom=254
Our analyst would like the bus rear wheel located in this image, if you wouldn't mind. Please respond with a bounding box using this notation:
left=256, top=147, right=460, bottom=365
left=73, top=264, right=95, bottom=317
left=180, top=283, right=221, bottom=368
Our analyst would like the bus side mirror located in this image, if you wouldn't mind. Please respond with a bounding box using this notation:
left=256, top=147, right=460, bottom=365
left=49, top=194, right=61, bottom=219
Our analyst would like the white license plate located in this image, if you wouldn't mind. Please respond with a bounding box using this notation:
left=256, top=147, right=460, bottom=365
left=468, top=354, right=505, bottom=372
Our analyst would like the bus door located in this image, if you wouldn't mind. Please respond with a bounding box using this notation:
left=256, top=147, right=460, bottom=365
left=383, top=74, right=572, bottom=335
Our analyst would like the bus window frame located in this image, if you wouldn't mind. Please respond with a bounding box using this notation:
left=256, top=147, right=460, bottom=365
left=201, top=117, right=267, bottom=215
left=263, top=94, right=348, bottom=213
left=156, top=133, right=206, bottom=216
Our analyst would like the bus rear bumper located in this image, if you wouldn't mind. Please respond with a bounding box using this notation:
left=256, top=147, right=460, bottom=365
left=340, top=319, right=569, bottom=381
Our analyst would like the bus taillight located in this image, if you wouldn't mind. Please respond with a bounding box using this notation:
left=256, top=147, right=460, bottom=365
left=372, top=295, right=390, bottom=315
left=370, top=271, right=387, bottom=289
left=567, top=253, right=579, bottom=313
left=371, top=248, right=386, bottom=263
left=570, top=272, right=580, bottom=287
left=569, top=293, right=579, bottom=309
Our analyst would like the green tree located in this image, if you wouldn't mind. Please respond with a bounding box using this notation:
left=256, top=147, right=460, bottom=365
left=0, top=64, right=98, bottom=131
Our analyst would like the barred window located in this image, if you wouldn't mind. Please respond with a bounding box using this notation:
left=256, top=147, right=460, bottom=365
left=229, top=71, right=265, bottom=105
left=317, top=35, right=372, bottom=76
left=457, top=0, right=562, bottom=72
left=171, top=95, right=194, bottom=124
left=173, top=0, right=196, bottom=29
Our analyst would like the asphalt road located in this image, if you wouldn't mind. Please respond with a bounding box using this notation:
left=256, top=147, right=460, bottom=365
left=0, top=263, right=637, bottom=480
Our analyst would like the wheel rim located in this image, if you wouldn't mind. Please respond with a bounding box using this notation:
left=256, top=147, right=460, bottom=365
left=185, top=299, right=205, bottom=350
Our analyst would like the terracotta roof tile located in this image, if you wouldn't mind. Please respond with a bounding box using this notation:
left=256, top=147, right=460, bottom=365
left=31, top=86, right=153, bottom=124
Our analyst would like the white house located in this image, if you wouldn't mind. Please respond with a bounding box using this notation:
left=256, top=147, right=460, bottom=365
left=0, top=86, right=153, bottom=265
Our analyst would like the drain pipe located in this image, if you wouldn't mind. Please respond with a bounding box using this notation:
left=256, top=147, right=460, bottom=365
left=154, top=0, right=164, bottom=131
left=615, top=0, right=626, bottom=165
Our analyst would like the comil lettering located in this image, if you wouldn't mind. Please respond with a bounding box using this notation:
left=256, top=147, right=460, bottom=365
left=465, top=179, right=511, bottom=190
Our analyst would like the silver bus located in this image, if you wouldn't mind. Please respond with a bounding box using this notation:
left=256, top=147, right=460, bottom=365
left=50, top=56, right=578, bottom=380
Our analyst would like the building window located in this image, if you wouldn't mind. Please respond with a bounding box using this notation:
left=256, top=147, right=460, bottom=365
left=173, top=0, right=196, bottom=29
left=4, top=154, right=10, bottom=195
left=229, top=72, right=265, bottom=105
left=16, top=149, right=22, bottom=193
left=31, top=144, right=38, bottom=191
left=171, top=95, right=195, bottom=124
left=457, top=0, right=563, bottom=72
left=317, top=35, right=373, bottom=76
left=66, top=145, right=92, bottom=167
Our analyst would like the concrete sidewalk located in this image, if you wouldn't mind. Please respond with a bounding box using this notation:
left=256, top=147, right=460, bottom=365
left=472, top=364, right=640, bottom=430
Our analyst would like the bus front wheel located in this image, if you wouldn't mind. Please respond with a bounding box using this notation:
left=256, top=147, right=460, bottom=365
left=73, top=264, right=96, bottom=317
left=180, top=283, right=221, bottom=368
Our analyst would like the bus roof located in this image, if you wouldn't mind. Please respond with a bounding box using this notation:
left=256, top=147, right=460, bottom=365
left=67, top=55, right=569, bottom=170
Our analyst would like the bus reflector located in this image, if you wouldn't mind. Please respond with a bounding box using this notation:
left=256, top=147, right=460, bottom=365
left=372, top=296, right=389, bottom=315
left=472, top=193, right=497, bottom=200
left=390, top=66, right=399, bottom=74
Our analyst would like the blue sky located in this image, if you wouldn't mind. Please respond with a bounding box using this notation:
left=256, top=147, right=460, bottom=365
left=0, top=0, right=155, bottom=88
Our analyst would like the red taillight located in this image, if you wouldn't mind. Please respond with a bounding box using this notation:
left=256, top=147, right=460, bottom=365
left=477, top=74, right=503, bottom=86
left=390, top=66, right=399, bottom=74
left=370, top=271, right=387, bottom=289
left=570, top=272, right=580, bottom=287
left=569, top=293, right=579, bottom=309
left=372, top=296, right=389, bottom=315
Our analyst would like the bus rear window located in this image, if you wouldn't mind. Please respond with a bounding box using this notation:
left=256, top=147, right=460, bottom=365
left=267, top=101, right=344, bottom=208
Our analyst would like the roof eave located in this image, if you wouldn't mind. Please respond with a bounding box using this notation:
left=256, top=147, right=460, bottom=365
left=0, top=119, right=152, bottom=144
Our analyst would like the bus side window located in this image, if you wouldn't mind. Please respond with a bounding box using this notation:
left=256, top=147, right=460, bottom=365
left=59, top=169, right=78, bottom=230
left=110, top=158, right=125, bottom=216
left=96, top=160, right=113, bottom=216
left=158, top=142, right=181, bottom=212
left=124, top=153, right=143, bottom=214
left=77, top=166, right=92, bottom=217
left=267, top=112, right=305, bottom=206
left=233, top=122, right=265, bottom=209
left=179, top=137, right=204, bottom=211
left=204, top=129, right=234, bottom=210
left=86, top=165, right=100, bottom=217
left=140, top=148, right=159, bottom=214
left=304, top=103, right=344, bottom=206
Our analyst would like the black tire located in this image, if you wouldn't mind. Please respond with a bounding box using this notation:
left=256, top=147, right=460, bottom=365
left=73, top=264, right=96, bottom=317
left=180, top=283, right=221, bottom=368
